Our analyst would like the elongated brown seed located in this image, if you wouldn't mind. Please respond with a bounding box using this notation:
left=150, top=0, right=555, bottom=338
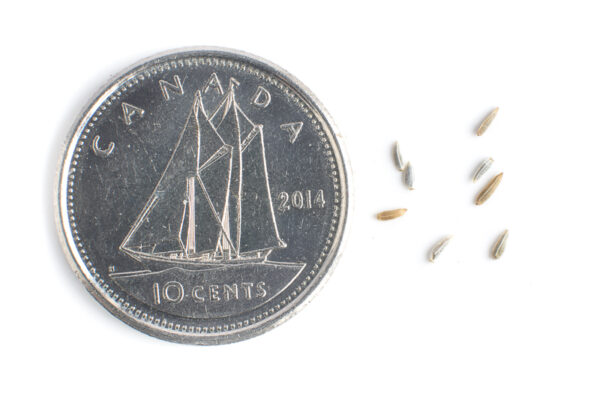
left=429, top=236, right=452, bottom=262
left=477, top=107, right=499, bottom=136
left=475, top=172, right=503, bottom=205
left=376, top=208, right=407, bottom=221
left=472, top=157, right=494, bottom=182
left=404, top=162, right=414, bottom=190
left=492, top=230, right=509, bottom=259
left=394, top=141, right=406, bottom=171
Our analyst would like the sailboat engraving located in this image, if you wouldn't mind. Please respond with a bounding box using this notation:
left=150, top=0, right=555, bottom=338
left=120, top=81, right=288, bottom=270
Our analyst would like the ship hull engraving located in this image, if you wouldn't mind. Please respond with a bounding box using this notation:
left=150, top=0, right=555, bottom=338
left=110, top=262, right=304, bottom=319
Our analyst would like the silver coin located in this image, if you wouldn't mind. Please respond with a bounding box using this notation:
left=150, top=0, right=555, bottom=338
left=56, top=48, right=350, bottom=344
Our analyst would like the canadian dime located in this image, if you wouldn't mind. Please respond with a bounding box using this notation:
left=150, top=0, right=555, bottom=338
left=56, top=48, right=350, bottom=344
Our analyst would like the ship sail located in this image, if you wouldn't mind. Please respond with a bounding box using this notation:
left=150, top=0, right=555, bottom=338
left=120, top=83, right=285, bottom=266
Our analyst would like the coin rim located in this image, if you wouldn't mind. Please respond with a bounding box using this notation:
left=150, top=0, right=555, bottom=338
left=55, top=47, right=352, bottom=344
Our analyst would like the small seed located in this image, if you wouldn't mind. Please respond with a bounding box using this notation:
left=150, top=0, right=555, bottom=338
left=475, top=172, right=503, bottom=205
left=394, top=141, right=406, bottom=171
left=429, top=236, right=452, bottom=262
left=477, top=107, right=499, bottom=136
left=472, top=157, right=494, bottom=182
left=376, top=208, right=407, bottom=221
left=404, top=161, right=414, bottom=190
left=492, top=229, right=509, bottom=259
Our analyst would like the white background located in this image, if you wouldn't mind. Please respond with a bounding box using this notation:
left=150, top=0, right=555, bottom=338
left=2, top=1, right=600, bottom=399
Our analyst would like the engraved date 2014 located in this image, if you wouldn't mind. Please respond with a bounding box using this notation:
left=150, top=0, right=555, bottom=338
left=277, top=189, right=325, bottom=212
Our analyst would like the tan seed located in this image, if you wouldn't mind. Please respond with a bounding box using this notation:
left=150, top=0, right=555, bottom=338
left=477, top=107, right=499, bottom=136
left=376, top=208, right=408, bottom=221
left=492, top=229, right=509, bottom=259
left=475, top=172, right=503, bottom=205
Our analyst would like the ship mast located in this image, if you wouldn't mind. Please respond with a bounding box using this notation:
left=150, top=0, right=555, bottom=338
left=185, top=176, right=196, bottom=256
